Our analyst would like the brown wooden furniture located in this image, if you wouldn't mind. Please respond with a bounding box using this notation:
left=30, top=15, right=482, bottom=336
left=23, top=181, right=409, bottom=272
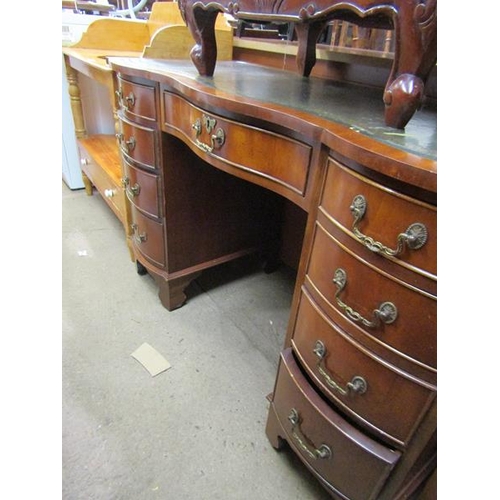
left=178, top=0, right=436, bottom=129
left=108, top=56, right=436, bottom=498
left=62, top=2, right=232, bottom=257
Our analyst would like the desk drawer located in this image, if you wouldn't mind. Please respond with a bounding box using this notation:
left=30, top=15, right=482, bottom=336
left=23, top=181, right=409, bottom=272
left=306, top=221, right=437, bottom=370
left=273, top=348, right=400, bottom=500
left=130, top=207, right=165, bottom=268
left=118, top=117, right=157, bottom=169
left=117, top=77, right=157, bottom=122
left=123, top=159, right=161, bottom=219
left=292, top=291, right=436, bottom=448
left=319, top=159, right=436, bottom=279
left=163, top=91, right=312, bottom=196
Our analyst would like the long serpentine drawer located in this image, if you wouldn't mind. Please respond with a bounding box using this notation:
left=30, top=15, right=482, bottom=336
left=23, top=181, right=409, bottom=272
left=162, top=91, right=312, bottom=198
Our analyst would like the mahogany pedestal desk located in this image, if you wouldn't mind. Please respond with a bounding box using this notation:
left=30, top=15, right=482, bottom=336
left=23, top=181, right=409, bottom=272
left=108, top=56, right=437, bottom=499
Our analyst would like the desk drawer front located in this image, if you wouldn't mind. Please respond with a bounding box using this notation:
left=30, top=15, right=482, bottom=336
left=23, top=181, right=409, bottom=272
left=130, top=207, right=165, bottom=268
left=306, top=222, right=437, bottom=370
left=118, top=118, right=157, bottom=169
left=292, top=291, right=436, bottom=448
left=273, top=348, right=400, bottom=500
left=117, top=77, right=157, bottom=122
left=123, top=159, right=161, bottom=219
left=163, top=91, right=312, bottom=196
left=320, top=159, right=436, bottom=279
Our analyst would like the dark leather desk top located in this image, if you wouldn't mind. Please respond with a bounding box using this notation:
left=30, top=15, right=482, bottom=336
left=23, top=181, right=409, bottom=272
left=111, top=59, right=436, bottom=160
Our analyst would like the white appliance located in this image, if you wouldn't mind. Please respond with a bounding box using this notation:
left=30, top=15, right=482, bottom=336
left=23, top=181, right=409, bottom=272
left=62, top=12, right=98, bottom=190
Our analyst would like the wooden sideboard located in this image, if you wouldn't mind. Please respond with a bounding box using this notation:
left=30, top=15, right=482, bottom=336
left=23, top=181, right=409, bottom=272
left=108, top=56, right=436, bottom=499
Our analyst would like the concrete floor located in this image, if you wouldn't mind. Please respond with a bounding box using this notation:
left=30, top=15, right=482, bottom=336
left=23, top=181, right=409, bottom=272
left=62, top=182, right=332, bottom=500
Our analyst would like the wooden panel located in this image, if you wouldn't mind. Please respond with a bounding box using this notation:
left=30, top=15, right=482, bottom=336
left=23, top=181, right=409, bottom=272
left=305, top=221, right=436, bottom=370
left=161, top=134, right=283, bottom=273
left=292, top=290, right=436, bottom=448
left=162, top=91, right=312, bottom=196
left=272, top=348, right=400, bottom=500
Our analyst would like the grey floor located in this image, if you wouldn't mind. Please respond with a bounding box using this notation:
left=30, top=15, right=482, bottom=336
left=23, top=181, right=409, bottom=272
left=62, top=181, right=332, bottom=500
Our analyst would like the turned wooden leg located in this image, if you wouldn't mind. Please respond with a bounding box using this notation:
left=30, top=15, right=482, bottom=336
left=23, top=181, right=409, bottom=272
left=383, top=0, right=437, bottom=128
left=64, top=57, right=94, bottom=193
left=154, top=272, right=202, bottom=311
left=64, top=61, right=86, bottom=139
left=294, top=22, right=327, bottom=77
left=81, top=171, right=93, bottom=196
left=180, top=3, right=220, bottom=76
left=265, top=403, right=286, bottom=450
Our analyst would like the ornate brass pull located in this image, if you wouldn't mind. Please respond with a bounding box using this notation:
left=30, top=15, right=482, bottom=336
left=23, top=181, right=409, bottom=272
left=333, top=268, right=398, bottom=328
left=127, top=183, right=140, bottom=198
left=350, top=194, right=428, bottom=256
left=313, top=340, right=367, bottom=396
left=124, top=92, right=135, bottom=109
left=123, top=177, right=140, bottom=197
left=202, top=114, right=216, bottom=133
left=115, top=88, right=123, bottom=106
left=192, top=115, right=225, bottom=153
left=287, top=409, right=331, bottom=460
left=116, top=134, right=135, bottom=152
left=131, top=223, right=147, bottom=243
left=192, top=118, right=202, bottom=136
left=124, top=136, right=136, bottom=152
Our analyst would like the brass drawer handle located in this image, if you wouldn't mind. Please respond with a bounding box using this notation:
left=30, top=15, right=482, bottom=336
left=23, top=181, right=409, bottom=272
left=115, top=88, right=123, bottom=106
left=192, top=118, right=202, bottom=135
left=192, top=115, right=225, bottom=153
left=125, top=136, right=136, bottom=152
left=333, top=268, right=398, bottom=328
left=287, top=409, right=331, bottom=460
left=125, top=92, right=135, bottom=109
left=313, top=340, right=367, bottom=396
left=116, top=134, right=136, bottom=152
left=127, top=183, right=141, bottom=198
left=350, top=194, right=428, bottom=256
left=115, top=89, right=135, bottom=110
left=122, top=177, right=140, bottom=197
left=131, top=223, right=147, bottom=243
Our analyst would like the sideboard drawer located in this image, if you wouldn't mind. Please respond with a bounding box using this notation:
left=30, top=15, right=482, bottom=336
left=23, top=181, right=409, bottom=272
left=163, top=91, right=312, bottom=196
left=123, top=159, right=161, bottom=219
left=306, top=221, right=437, bottom=370
left=319, top=158, right=436, bottom=279
left=130, top=207, right=165, bottom=268
left=273, top=348, right=400, bottom=500
left=78, top=139, right=125, bottom=223
left=118, top=117, right=157, bottom=169
left=292, top=290, right=436, bottom=448
left=117, top=76, right=157, bottom=122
